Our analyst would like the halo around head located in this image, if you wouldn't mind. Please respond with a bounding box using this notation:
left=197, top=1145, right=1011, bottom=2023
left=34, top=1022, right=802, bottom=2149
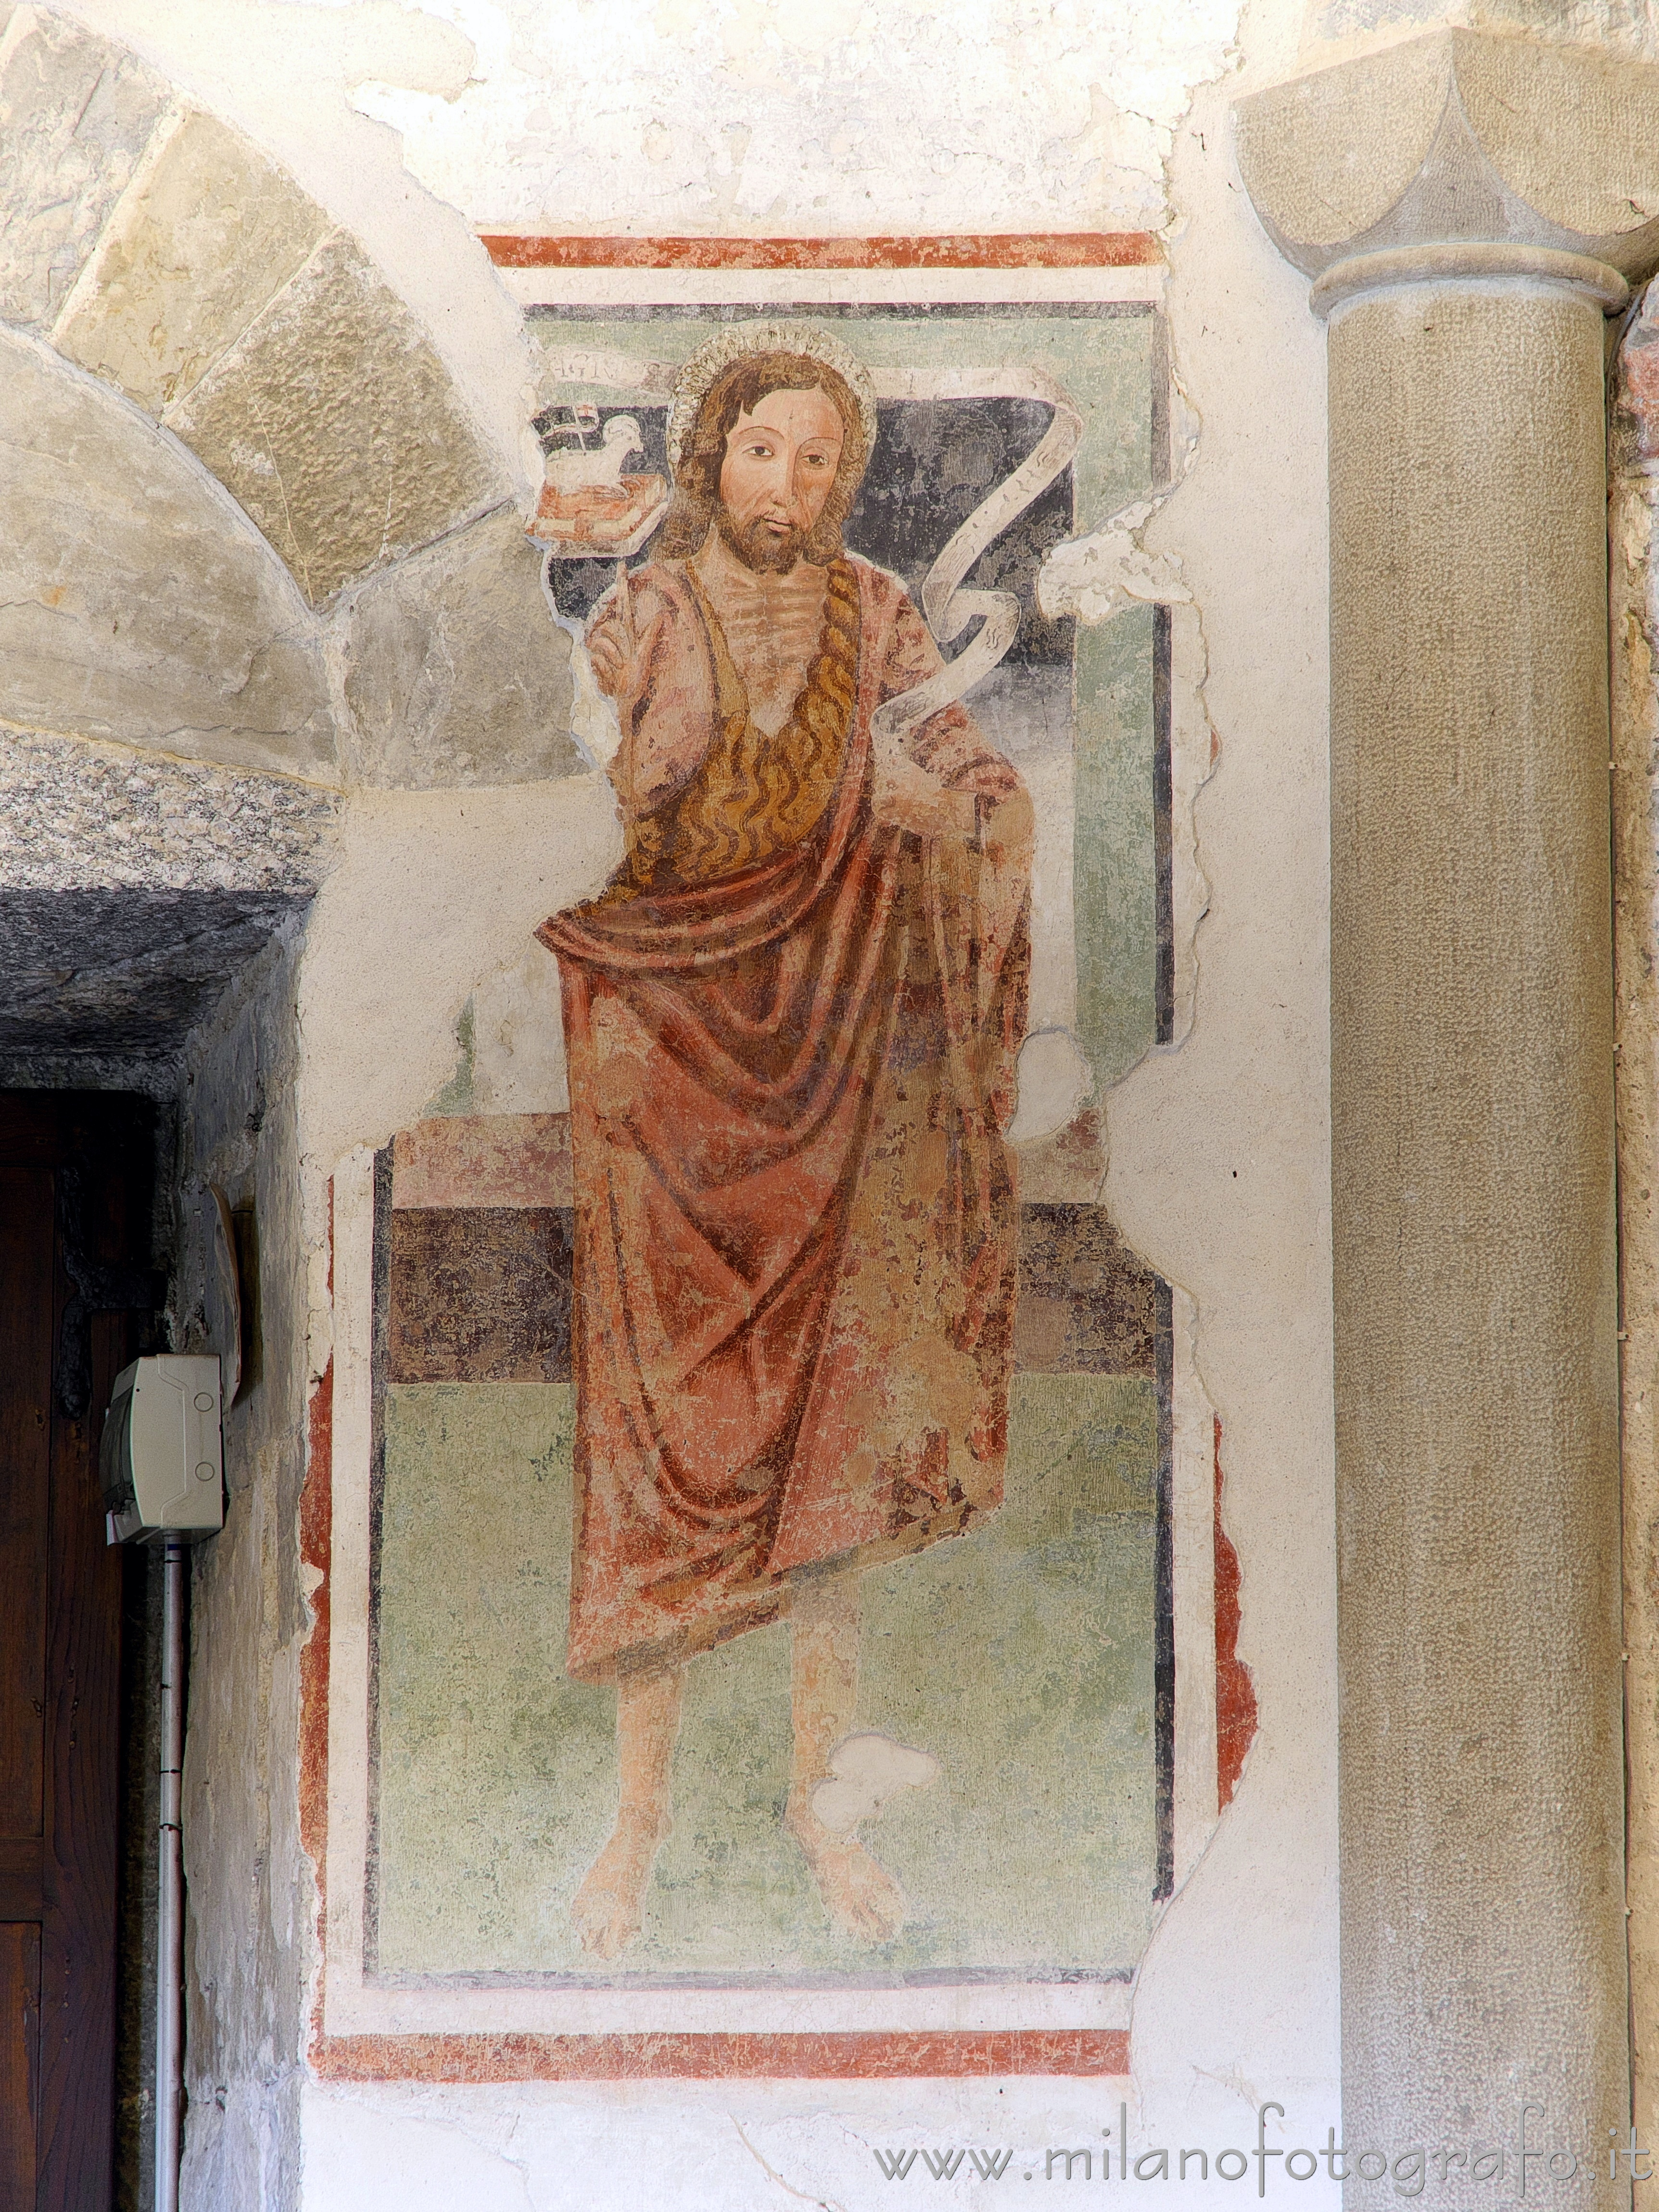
left=664, top=321, right=878, bottom=479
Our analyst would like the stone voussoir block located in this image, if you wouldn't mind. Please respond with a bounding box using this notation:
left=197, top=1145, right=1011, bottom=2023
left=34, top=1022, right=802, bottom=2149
left=0, top=325, right=337, bottom=779
left=166, top=229, right=507, bottom=609
left=54, top=106, right=331, bottom=418
left=0, top=5, right=170, bottom=330
left=336, top=505, right=582, bottom=789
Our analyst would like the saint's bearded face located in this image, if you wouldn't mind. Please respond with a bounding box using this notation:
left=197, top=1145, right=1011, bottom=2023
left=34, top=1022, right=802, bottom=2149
left=714, top=385, right=846, bottom=573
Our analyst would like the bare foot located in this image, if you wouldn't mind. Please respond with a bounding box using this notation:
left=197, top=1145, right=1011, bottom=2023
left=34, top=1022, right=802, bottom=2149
left=785, top=1791, right=906, bottom=1943
left=571, top=1812, right=666, bottom=1958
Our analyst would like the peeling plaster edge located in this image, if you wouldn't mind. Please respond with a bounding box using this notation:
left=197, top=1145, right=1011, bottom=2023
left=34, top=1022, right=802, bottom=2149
left=1140, top=30, right=1235, bottom=1074
left=1091, top=16, right=1265, bottom=2079
left=1116, top=1308, right=1259, bottom=2070
left=297, top=1343, right=334, bottom=2096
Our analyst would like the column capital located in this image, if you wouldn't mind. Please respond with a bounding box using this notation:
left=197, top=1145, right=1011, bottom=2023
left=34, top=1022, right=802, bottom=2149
left=1236, top=28, right=1659, bottom=316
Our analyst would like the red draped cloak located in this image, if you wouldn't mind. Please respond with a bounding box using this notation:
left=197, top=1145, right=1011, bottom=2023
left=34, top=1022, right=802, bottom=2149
left=538, top=551, right=1029, bottom=1682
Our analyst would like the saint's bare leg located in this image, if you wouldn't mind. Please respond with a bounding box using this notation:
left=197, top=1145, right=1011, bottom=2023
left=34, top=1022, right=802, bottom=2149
left=785, top=1571, right=907, bottom=1943
left=571, top=1655, right=683, bottom=1958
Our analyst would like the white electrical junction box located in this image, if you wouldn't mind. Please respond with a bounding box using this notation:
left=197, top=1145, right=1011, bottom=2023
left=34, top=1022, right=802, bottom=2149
left=101, top=1356, right=225, bottom=1545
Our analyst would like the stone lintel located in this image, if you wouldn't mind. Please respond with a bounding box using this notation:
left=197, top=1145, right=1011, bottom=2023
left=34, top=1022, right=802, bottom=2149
left=1236, top=27, right=1659, bottom=306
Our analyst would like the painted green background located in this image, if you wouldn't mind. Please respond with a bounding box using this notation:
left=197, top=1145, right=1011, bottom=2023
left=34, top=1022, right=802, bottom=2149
left=376, top=1378, right=1157, bottom=1980
left=377, top=310, right=1166, bottom=1983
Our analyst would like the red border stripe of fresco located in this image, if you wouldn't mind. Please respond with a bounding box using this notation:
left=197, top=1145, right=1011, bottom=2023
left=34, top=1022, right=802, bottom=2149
left=296, top=1193, right=1133, bottom=2082
left=481, top=232, right=1163, bottom=270
left=314, top=2029, right=1131, bottom=2082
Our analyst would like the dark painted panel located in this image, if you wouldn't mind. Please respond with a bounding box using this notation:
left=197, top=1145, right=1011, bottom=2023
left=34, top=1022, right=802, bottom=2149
left=1014, top=1204, right=1160, bottom=1377
left=385, top=1200, right=1159, bottom=1385
left=388, top=1208, right=575, bottom=1385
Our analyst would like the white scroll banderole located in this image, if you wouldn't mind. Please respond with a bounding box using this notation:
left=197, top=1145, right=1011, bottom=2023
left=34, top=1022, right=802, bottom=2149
left=546, top=368, right=1083, bottom=771
left=870, top=366, right=1083, bottom=746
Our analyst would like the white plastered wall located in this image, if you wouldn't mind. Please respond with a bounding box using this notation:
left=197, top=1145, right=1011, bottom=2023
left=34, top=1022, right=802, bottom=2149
left=53, top=0, right=1364, bottom=2200
left=1119, top=9, right=1337, bottom=2168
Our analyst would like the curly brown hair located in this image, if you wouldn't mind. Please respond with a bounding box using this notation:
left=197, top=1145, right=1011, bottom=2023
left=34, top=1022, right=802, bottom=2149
left=659, top=351, right=869, bottom=560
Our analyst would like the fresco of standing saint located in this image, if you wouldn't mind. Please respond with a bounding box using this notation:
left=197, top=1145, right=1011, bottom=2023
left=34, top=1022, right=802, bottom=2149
left=536, top=321, right=1034, bottom=1958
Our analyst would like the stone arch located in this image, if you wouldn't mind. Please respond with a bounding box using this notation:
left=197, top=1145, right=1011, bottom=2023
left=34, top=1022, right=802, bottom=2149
left=0, top=3, right=580, bottom=1077
left=0, top=2, right=576, bottom=800
left=0, top=322, right=333, bottom=778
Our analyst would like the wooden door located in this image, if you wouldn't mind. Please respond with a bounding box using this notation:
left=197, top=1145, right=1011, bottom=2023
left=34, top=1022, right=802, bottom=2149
left=0, top=1097, right=156, bottom=2212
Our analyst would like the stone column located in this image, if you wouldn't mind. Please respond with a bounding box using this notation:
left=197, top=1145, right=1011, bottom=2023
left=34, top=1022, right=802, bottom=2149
left=1237, top=31, right=1659, bottom=2182
left=1608, top=296, right=1659, bottom=2179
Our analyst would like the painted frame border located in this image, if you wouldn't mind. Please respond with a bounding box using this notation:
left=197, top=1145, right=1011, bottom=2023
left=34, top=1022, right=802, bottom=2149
left=298, top=233, right=1237, bottom=2082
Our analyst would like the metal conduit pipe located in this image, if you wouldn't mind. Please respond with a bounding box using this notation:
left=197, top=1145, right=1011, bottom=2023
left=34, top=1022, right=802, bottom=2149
left=156, top=1537, right=186, bottom=2212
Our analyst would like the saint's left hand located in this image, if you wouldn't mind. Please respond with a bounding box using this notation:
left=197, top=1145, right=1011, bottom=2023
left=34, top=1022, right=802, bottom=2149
left=870, top=726, right=974, bottom=839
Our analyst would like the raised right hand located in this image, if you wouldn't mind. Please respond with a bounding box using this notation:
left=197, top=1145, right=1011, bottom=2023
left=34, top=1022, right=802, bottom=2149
left=586, top=576, right=637, bottom=700
left=588, top=628, right=629, bottom=696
